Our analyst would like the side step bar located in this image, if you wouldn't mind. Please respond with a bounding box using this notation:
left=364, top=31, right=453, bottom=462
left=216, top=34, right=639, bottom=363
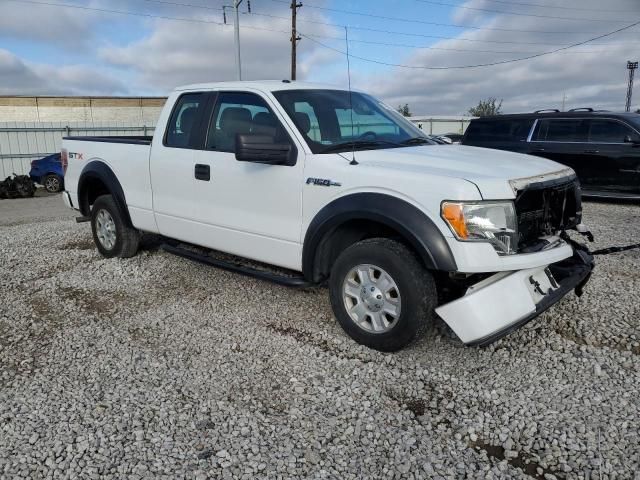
left=161, top=243, right=317, bottom=288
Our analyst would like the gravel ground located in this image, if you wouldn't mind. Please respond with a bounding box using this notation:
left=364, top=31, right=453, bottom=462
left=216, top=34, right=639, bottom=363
left=0, top=200, right=639, bottom=479
left=0, top=190, right=73, bottom=227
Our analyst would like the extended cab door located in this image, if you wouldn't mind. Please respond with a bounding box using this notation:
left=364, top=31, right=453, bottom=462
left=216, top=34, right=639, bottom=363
left=153, top=90, right=305, bottom=271
left=150, top=91, right=212, bottom=235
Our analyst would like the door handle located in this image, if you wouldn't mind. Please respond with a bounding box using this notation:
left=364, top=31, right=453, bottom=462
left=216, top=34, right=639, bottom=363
left=194, top=164, right=210, bottom=181
left=583, top=149, right=599, bottom=154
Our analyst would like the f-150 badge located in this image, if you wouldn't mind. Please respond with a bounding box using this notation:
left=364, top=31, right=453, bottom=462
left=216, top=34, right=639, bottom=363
left=306, top=177, right=341, bottom=187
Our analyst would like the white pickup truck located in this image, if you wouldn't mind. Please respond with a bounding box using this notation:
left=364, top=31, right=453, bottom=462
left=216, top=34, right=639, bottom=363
left=61, top=80, right=594, bottom=351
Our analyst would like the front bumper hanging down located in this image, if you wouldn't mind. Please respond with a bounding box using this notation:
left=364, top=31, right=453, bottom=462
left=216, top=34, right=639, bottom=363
left=435, top=248, right=594, bottom=346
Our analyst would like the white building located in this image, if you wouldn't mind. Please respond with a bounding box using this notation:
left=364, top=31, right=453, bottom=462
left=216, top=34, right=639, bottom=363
left=0, top=96, right=167, bottom=124
left=408, top=115, right=475, bottom=135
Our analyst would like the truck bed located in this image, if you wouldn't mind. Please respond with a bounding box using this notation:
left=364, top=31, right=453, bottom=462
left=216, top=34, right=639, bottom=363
left=63, top=136, right=153, bottom=145
left=61, top=136, right=154, bottom=230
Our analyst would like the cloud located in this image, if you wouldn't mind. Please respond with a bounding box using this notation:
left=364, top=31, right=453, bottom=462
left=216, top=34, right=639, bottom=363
left=0, top=49, right=128, bottom=95
left=99, top=5, right=341, bottom=93
left=362, top=0, right=640, bottom=115
left=0, top=0, right=638, bottom=116
left=0, top=0, right=100, bottom=48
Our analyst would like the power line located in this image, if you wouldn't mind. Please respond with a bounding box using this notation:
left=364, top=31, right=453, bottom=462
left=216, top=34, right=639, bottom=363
left=412, top=0, right=630, bottom=22
left=339, top=37, right=636, bottom=55
left=299, top=19, right=640, bottom=69
left=138, top=0, right=221, bottom=11
left=127, top=0, right=639, bottom=45
left=8, top=0, right=640, bottom=58
left=307, top=23, right=638, bottom=46
left=3, top=0, right=293, bottom=36
left=461, top=0, right=630, bottom=14
left=5, top=0, right=225, bottom=24
left=253, top=11, right=640, bottom=48
left=269, top=0, right=627, bottom=33
left=249, top=9, right=639, bottom=47
left=136, top=0, right=639, bottom=37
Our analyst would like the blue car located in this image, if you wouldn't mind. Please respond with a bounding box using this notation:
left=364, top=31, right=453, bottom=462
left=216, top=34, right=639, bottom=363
left=29, top=153, right=64, bottom=193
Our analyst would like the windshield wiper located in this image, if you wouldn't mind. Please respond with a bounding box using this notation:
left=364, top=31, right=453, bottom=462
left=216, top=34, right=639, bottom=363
left=400, top=137, right=432, bottom=145
left=320, top=140, right=402, bottom=154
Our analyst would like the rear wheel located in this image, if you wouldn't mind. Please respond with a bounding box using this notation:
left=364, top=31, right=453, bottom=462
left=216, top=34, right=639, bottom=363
left=329, top=238, right=437, bottom=352
left=43, top=174, right=63, bottom=193
left=90, top=194, right=140, bottom=258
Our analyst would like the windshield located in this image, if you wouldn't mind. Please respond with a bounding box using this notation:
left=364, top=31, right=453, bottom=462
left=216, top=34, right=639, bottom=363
left=272, top=89, right=433, bottom=153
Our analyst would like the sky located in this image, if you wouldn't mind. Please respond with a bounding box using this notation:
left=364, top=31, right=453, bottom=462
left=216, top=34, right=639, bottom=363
left=0, top=0, right=639, bottom=115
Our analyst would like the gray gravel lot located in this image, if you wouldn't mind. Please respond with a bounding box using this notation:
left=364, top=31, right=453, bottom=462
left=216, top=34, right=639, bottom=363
left=0, top=198, right=639, bottom=479
left=0, top=190, right=73, bottom=227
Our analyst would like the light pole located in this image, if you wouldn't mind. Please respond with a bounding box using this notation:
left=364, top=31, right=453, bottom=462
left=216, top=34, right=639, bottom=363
left=626, top=61, right=638, bottom=112
left=223, top=1, right=250, bottom=80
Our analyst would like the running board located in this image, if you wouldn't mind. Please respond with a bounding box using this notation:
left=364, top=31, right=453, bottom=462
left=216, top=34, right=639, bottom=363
left=161, top=243, right=316, bottom=288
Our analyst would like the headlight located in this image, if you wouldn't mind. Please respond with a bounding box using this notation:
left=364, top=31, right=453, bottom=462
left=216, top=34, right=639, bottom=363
left=441, top=201, right=518, bottom=255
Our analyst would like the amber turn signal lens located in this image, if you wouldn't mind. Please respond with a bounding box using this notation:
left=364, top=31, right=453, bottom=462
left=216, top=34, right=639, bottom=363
left=441, top=203, right=468, bottom=239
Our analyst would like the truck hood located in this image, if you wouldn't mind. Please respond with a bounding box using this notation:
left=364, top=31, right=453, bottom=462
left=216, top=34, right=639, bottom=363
left=353, top=145, right=572, bottom=198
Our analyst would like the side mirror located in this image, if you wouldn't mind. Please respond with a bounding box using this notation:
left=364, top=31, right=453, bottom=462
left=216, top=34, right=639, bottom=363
left=624, top=135, right=640, bottom=146
left=235, top=134, right=295, bottom=165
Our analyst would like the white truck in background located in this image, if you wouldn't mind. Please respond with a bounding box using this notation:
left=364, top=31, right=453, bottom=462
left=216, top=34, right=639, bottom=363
left=61, top=80, right=594, bottom=351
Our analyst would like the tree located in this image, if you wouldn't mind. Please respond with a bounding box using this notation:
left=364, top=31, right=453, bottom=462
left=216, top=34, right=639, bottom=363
left=397, top=103, right=412, bottom=117
left=636, top=108, right=640, bottom=114
left=468, top=97, right=503, bottom=117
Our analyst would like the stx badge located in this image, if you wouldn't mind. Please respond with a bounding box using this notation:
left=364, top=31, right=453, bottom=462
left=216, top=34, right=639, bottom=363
left=68, top=152, right=84, bottom=160
left=306, top=177, right=342, bottom=187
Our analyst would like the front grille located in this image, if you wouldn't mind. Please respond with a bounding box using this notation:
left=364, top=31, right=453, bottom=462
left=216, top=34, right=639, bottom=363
left=514, top=176, right=581, bottom=251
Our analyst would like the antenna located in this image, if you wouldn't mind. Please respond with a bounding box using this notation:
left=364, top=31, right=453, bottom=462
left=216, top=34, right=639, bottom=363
left=345, top=26, right=358, bottom=165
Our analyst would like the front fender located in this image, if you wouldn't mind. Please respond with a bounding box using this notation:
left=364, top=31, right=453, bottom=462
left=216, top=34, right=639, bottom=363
left=302, top=193, right=457, bottom=281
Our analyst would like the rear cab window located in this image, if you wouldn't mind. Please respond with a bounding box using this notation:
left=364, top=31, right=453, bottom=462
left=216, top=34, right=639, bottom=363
left=164, top=93, right=206, bottom=148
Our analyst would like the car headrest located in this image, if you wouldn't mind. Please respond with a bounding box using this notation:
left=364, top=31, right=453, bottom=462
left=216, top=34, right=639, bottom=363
left=220, top=107, right=252, bottom=133
left=294, top=112, right=311, bottom=135
left=180, top=107, right=198, bottom=133
left=253, top=112, right=276, bottom=127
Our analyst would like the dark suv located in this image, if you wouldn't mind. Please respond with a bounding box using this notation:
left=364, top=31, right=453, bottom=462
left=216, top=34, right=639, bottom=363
left=462, top=109, right=640, bottom=199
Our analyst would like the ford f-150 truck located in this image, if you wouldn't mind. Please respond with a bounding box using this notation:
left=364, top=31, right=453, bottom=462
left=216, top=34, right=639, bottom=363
left=61, top=81, right=594, bottom=352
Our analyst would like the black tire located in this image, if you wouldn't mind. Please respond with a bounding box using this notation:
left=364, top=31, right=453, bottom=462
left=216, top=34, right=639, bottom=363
left=329, top=238, right=437, bottom=352
left=90, top=194, right=140, bottom=258
left=43, top=174, right=63, bottom=193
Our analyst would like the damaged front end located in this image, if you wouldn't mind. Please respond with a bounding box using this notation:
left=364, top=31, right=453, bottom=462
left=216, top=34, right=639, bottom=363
left=435, top=171, right=595, bottom=346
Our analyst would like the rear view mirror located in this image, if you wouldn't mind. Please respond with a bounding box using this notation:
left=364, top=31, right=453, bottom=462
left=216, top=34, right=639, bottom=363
left=235, top=134, right=295, bottom=165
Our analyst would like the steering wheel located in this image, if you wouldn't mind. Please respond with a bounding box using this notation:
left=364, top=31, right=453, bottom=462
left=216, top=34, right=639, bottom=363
left=358, top=131, right=378, bottom=140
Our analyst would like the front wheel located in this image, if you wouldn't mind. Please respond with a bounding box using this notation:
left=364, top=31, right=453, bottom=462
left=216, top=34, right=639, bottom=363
left=90, top=194, right=140, bottom=258
left=329, top=238, right=437, bottom=352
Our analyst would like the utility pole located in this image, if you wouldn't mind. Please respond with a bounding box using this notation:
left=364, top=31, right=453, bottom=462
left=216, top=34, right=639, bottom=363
left=626, top=61, right=638, bottom=112
left=290, top=1, right=302, bottom=80
left=561, top=92, right=566, bottom=112
left=223, top=0, right=251, bottom=80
